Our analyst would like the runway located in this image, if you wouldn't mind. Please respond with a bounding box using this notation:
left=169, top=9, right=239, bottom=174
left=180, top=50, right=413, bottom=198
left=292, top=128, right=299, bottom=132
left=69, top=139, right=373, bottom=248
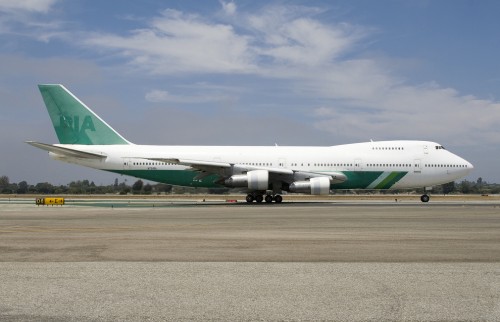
left=1, top=197, right=499, bottom=320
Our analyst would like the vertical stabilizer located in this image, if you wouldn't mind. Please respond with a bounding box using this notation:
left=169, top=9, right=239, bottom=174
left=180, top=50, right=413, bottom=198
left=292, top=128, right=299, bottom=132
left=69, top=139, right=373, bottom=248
left=38, top=84, right=131, bottom=145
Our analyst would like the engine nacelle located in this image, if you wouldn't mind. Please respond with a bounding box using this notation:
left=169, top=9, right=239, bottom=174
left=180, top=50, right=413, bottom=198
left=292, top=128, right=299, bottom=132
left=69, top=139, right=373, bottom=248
left=224, top=170, right=269, bottom=191
left=289, top=176, right=331, bottom=195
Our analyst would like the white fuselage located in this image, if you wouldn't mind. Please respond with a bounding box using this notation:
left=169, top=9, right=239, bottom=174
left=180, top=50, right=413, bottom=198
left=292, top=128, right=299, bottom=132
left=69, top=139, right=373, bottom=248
left=50, top=140, right=473, bottom=190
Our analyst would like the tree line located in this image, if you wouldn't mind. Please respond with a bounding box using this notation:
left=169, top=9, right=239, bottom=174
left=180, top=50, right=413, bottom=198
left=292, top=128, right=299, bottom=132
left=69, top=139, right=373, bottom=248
left=0, top=176, right=229, bottom=195
left=369, top=177, right=500, bottom=195
left=0, top=175, right=498, bottom=195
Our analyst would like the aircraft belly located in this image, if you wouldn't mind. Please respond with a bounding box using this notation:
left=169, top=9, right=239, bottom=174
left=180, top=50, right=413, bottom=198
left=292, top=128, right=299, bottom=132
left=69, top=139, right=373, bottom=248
left=110, top=169, right=222, bottom=188
left=112, top=169, right=411, bottom=190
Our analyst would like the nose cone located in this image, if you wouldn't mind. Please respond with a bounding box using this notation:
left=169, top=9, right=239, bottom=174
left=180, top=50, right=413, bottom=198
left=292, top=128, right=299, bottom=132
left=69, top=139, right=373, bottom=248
left=448, top=151, right=474, bottom=179
left=456, top=154, right=474, bottom=176
left=465, top=160, right=474, bottom=174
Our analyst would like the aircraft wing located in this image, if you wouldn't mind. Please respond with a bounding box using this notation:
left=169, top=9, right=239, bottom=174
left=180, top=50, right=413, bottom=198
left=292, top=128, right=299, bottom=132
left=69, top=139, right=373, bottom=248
left=26, top=141, right=107, bottom=159
left=148, top=157, right=346, bottom=184
left=150, top=157, right=293, bottom=174
left=152, top=158, right=232, bottom=169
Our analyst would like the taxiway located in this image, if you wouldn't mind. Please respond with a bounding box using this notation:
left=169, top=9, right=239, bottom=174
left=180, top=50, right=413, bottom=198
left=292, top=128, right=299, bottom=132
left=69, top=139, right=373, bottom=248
left=0, top=197, right=499, bottom=320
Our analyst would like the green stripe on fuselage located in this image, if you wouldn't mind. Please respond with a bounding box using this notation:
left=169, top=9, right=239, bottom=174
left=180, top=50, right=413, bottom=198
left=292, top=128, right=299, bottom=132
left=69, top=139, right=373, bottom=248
left=111, top=169, right=222, bottom=188
left=330, top=171, right=384, bottom=189
left=109, top=169, right=408, bottom=190
left=375, top=172, right=400, bottom=189
left=377, top=171, right=407, bottom=189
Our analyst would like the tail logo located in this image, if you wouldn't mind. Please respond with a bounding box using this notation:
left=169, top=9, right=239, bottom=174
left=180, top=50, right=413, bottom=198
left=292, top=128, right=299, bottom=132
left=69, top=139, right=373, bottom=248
left=59, top=115, right=96, bottom=134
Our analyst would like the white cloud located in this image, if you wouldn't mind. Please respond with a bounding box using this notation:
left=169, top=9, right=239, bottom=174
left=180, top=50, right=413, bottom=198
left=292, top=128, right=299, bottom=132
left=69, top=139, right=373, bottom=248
left=79, top=5, right=366, bottom=74
left=0, top=0, right=58, bottom=13
left=246, top=7, right=365, bottom=67
left=0, top=54, right=103, bottom=85
left=312, top=80, right=500, bottom=145
left=76, top=4, right=500, bottom=147
left=4, top=2, right=498, bottom=151
left=145, top=90, right=171, bottom=103
left=145, top=89, right=235, bottom=104
left=220, top=1, right=236, bottom=16
left=0, top=0, right=64, bottom=42
left=83, top=9, right=256, bottom=74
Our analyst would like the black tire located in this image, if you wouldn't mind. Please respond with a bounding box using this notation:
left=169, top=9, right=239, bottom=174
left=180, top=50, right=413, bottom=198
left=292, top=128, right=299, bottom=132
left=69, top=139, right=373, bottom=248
left=274, top=195, right=283, bottom=203
left=420, top=194, right=430, bottom=202
left=246, top=194, right=254, bottom=203
left=255, top=195, right=264, bottom=203
left=265, top=195, right=273, bottom=203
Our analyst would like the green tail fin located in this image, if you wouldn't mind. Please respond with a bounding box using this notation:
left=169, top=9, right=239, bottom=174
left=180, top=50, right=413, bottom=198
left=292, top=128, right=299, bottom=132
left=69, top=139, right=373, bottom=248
left=38, top=84, right=130, bottom=145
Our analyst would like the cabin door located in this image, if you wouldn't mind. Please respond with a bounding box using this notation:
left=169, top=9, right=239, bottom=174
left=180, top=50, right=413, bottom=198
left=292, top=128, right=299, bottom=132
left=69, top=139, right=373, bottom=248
left=123, top=158, right=132, bottom=170
left=354, top=159, right=362, bottom=171
left=278, top=158, right=287, bottom=168
left=413, top=159, right=422, bottom=174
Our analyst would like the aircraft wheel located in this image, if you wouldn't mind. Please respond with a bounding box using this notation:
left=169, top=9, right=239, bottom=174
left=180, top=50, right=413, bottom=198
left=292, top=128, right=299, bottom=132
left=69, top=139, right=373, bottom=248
left=265, top=195, right=273, bottom=203
left=274, top=195, right=283, bottom=203
left=420, top=194, right=430, bottom=203
left=246, top=194, right=254, bottom=203
left=255, top=194, right=264, bottom=203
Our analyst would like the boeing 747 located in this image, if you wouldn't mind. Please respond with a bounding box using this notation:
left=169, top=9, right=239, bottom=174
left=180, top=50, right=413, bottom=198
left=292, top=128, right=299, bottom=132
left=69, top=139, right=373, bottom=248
left=27, top=84, right=474, bottom=203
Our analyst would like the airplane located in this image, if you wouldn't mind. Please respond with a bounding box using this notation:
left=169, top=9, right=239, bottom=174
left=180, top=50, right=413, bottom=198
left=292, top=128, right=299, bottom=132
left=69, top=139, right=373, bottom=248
left=27, top=84, right=474, bottom=203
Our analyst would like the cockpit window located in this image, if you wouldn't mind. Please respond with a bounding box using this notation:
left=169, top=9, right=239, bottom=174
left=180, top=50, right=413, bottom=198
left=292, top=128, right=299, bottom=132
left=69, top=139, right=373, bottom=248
left=435, top=146, right=446, bottom=150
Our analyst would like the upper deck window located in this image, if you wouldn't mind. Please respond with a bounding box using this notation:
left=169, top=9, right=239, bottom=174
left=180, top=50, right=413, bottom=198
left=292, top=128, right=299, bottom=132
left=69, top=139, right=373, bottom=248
left=372, top=146, right=404, bottom=150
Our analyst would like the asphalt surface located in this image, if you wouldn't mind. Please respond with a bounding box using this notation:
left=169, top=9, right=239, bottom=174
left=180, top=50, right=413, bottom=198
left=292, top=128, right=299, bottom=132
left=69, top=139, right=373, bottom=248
left=1, top=198, right=500, bottom=321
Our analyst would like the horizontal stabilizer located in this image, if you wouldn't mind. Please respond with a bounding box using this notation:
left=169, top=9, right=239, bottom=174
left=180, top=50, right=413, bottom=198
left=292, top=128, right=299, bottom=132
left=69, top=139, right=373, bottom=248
left=26, top=141, right=107, bottom=159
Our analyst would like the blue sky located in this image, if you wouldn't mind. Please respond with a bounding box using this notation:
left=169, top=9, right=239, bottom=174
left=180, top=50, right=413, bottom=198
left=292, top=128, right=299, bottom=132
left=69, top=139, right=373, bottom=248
left=1, top=0, right=499, bottom=185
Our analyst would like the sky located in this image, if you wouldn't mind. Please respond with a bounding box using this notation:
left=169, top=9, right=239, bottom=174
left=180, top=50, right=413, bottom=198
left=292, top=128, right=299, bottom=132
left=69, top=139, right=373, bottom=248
left=0, top=0, right=499, bottom=185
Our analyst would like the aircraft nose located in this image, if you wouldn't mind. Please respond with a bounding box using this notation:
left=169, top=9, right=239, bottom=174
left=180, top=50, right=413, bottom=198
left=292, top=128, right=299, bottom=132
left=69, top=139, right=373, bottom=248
left=462, top=158, right=474, bottom=174
left=467, top=161, right=474, bottom=172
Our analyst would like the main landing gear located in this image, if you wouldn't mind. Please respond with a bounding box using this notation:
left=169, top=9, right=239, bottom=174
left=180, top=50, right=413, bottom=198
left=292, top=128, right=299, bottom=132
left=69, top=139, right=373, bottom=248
left=246, top=193, right=282, bottom=204
left=420, top=194, right=430, bottom=203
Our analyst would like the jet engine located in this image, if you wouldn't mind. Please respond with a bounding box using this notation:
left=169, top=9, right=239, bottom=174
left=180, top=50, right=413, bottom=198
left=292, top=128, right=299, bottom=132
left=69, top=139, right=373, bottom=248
left=224, top=170, right=269, bottom=190
left=289, top=176, right=331, bottom=195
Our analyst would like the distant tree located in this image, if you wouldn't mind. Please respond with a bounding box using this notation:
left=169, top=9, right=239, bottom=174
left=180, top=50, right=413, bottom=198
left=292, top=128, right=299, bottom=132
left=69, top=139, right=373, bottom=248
left=143, top=183, right=153, bottom=195
left=172, top=186, right=188, bottom=194
left=17, top=181, right=28, bottom=194
left=68, top=181, right=84, bottom=194
left=55, top=185, right=69, bottom=194
left=35, top=182, right=55, bottom=194
left=458, top=180, right=472, bottom=194
left=117, top=182, right=129, bottom=194
left=154, top=183, right=172, bottom=194
left=132, top=180, right=143, bottom=194
left=6, top=182, right=17, bottom=194
left=0, top=175, right=9, bottom=190
left=120, top=186, right=131, bottom=195
left=442, top=181, right=455, bottom=195
left=88, top=181, right=96, bottom=194
left=28, top=184, right=37, bottom=193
